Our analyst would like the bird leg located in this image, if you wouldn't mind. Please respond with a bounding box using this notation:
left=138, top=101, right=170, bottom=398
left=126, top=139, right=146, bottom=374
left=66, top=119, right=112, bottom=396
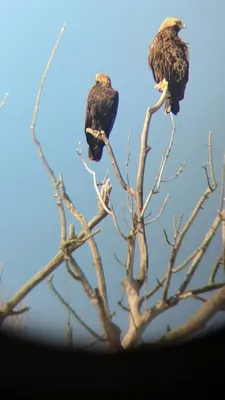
left=87, top=129, right=102, bottom=138
left=92, top=129, right=101, bottom=138
left=154, top=78, right=168, bottom=92
left=94, top=130, right=105, bottom=139
left=86, top=128, right=106, bottom=141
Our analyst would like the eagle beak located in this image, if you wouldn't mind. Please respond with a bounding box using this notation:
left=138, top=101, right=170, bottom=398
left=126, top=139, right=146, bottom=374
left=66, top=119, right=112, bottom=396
left=182, top=23, right=186, bottom=29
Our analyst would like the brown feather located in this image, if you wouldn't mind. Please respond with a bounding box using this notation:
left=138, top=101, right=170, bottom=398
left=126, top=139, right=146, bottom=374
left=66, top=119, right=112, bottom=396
left=84, top=74, right=119, bottom=162
left=148, top=17, right=189, bottom=115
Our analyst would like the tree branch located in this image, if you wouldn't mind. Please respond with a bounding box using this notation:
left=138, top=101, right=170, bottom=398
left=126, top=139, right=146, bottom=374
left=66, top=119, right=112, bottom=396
left=177, top=212, right=223, bottom=294
left=162, top=158, right=187, bottom=183
left=209, top=254, right=223, bottom=284
left=0, top=193, right=111, bottom=325
left=48, top=275, right=104, bottom=342
left=162, top=214, right=183, bottom=302
left=60, top=177, right=109, bottom=316
left=85, top=128, right=135, bottom=197
left=93, top=288, right=122, bottom=352
left=178, top=282, right=225, bottom=299
left=30, top=23, right=67, bottom=245
left=77, top=149, right=128, bottom=240
left=145, top=193, right=169, bottom=226
left=0, top=92, right=9, bottom=109
left=158, top=286, right=225, bottom=344
left=220, top=154, right=225, bottom=270
left=141, top=114, right=176, bottom=218
left=136, top=84, right=169, bottom=210
left=135, top=85, right=168, bottom=287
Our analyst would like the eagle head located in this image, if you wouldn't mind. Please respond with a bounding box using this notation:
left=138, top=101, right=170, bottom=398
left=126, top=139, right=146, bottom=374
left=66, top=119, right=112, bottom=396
left=159, top=17, right=186, bottom=32
left=95, top=73, right=112, bottom=88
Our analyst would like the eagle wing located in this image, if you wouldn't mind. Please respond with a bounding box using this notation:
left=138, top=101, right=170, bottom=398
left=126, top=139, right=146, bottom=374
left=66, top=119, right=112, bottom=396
left=84, top=84, right=119, bottom=161
left=148, top=31, right=189, bottom=98
left=85, top=86, right=119, bottom=138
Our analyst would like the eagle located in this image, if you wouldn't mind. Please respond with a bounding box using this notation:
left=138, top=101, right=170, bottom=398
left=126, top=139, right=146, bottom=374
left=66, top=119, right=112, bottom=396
left=148, top=17, right=189, bottom=115
left=84, top=73, right=119, bottom=162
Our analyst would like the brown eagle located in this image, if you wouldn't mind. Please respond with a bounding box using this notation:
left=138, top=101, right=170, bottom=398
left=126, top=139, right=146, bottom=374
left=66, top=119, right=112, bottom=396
left=148, top=17, right=189, bottom=115
left=84, top=73, right=119, bottom=162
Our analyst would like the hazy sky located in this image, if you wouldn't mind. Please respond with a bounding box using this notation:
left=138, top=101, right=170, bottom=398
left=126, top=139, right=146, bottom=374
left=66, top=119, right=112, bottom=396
left=0, top=0, right=224, bottom=347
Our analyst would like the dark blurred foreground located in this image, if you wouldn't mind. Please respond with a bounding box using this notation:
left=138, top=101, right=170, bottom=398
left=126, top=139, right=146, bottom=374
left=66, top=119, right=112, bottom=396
left=1, top=326, right=225, bottom=396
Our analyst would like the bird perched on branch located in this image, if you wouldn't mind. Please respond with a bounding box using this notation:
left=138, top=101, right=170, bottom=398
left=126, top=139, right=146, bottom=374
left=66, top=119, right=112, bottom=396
left=148, top=17, right=189, bottom=115
left=84, top=73, right=119, bottom=162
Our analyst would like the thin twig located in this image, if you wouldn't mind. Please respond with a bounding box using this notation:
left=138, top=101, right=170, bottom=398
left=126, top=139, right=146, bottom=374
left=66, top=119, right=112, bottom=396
left=66, top=254, right=94, bottom=300
left=163, top=229, right=173, bottom=246
left=140, top=277, right=165, bottom=305
left=141, top=114, right=176, bottom=218
left=85, top=128, right=135, bottom=197
left=162, top=214, right=182, bottom=302
left=110, top=202, right=128, bottom=240
left=177, top=212, right=223, bottom=294
left=117, top=300, right=130, bottom=313
left=145, top=194, right=170, bottom=226
left=172, top=248, right=201, bottom=273
left=0, top=262, right=2, bottom=288
left=125, top=130, right=134, bottom=213
left=121, top=201, right=131, bottom=230
left=48, top=275, right=103, bottom=342
left=64, top=280, right=73, bottom=348
left=201, top=132, right=216, bottom=192
left=192, top=295, right=207, bottom=303
left=0, top=92, right=9, bottom=109
left=10, top=306, right=30, bottom=316
left=114, top=253, right=126, bottom=268
left=209, top=254, right=222, bottom=284
left=162, top=158, right=188, bottom=182
left=220, top=154, right=225, bottom=270
left=219, top=154, right=225, bottom=212
left=77, top=145, right=112, bottom=215
left=173, top=214, right=183, bottom=241
left=65, top=259, right=80, bottom=281
left=30, top=24, right=67, bottom=244
left=178, top=282, right=225, bottom=299
left=77, top=145, right=128, bottom=240
left=160, top=131, right=217, bottom=299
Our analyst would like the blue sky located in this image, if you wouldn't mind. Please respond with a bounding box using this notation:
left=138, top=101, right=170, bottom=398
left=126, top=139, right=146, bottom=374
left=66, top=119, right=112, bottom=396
left=0, top=0, right=224, bottom=347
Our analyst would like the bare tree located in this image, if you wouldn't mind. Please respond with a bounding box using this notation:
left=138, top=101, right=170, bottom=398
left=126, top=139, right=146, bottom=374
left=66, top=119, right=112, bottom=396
left=0, top=24, right=224, bottom=352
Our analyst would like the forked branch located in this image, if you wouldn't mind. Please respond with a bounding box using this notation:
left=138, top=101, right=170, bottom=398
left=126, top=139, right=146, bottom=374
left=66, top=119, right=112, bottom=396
left=85, top=128, right=135, bottom=197
left=158, top=286, right=225, bottom=344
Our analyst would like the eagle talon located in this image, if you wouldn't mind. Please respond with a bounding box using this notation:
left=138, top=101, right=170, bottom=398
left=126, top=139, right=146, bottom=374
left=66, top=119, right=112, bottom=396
left=161, top=78, right=168, bottom=91
left=92, top=130, right=101, bottom=138
left=94, top=130, right=106, bottom=139
left=154, top=78, right=168, bottom=92
left=154, top=82, right=162, bottom=91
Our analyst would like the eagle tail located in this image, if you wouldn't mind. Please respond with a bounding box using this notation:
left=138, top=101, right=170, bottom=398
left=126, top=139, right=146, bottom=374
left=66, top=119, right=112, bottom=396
left=88, top=143, right=104, bottom=162
left=164, top=90, right=180, bottom=116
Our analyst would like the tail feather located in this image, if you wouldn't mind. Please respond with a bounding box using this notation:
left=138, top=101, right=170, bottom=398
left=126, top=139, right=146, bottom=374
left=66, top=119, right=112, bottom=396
left=88, top=143, right=104, bottom=162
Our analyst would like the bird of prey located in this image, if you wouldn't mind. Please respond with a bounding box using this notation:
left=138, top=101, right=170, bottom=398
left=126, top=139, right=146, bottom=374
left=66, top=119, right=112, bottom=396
left=148, top=17, right=189, bottom=115
left=84, top=73, right=119, bottom=162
